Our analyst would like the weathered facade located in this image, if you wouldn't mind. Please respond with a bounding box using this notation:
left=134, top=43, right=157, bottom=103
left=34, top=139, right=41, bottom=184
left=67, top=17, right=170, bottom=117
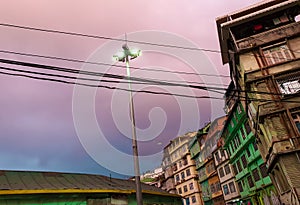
left=221, top=94, right=278, bottom=205
left=189, top=123, right=211, bottom=205
left=0, top=170, right=182, bottom=205
left=217, top=0, right=300, bottom=204
left=213, top=137, right=240, bottom=205
left=194, top=117, right=227, bottom=205
left=161, top=132, right=201, bottom=205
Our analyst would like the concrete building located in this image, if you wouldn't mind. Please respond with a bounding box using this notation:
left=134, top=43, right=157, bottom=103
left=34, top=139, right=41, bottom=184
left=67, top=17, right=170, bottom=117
left=221, top=85, right=278, bottom=205
left=161, top=132, right=202, bottom=205
left=189, top=123, right=211, bottom=205
left=0, top=170, right=182, bottom=205
left=213, top=137, right=240, bottom=205
left=217, top=0, right=300, bottom=204
left=141, top=167, right=164, bottom=187
left=196, top=116, right=227, bottom=205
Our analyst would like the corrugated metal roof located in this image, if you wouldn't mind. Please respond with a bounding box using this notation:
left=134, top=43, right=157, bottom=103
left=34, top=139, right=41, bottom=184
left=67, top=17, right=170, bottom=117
left=0, top=170, right=177, bottom=197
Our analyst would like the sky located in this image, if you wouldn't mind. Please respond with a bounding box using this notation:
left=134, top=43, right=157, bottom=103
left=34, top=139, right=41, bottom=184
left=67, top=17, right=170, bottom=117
left=0, top=0, right=261, bottom=178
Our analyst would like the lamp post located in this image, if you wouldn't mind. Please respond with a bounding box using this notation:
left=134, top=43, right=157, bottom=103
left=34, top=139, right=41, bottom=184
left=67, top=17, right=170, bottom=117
left=113, top=43, right=143, bottom=205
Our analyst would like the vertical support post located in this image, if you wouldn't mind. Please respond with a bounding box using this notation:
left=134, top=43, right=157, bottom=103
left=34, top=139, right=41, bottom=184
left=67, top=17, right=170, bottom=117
left=125, top=57, right=143, bottom=205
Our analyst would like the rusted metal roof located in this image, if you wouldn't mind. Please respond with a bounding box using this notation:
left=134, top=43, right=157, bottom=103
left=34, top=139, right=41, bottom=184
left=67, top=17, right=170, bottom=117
left=0, top=170, right=177, bottom=197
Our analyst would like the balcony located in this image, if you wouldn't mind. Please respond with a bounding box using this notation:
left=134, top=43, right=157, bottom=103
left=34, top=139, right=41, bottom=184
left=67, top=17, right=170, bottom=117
left=236, top=21, right=300, bottom=52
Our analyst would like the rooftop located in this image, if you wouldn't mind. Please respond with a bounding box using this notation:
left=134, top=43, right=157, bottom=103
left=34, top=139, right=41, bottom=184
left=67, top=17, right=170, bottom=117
left=0, top=170, right=178, bottom=197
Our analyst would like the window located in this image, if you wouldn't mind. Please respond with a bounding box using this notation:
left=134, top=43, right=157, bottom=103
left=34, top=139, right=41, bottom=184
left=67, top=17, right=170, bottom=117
left=211, top=184, right=216, bottom=193
left=183, top=156, right=188, bottom=165
left=253, top=141, right=258, bottom=151
left=179, top=160, right=182, bottom=168
left=183, top=185, right=188, bottom=192
left=277, top=71, right=300, bottom=95
left=238, top=181, right=243, bottom=192
left=189, top=182, right=194, bottom=190
left=253, top=168, right=260, bottom=182
left=240, top=129, right=246, bottom=139
left=248, top=175, right=254, bottom=188
left=241, top=155, right=248, bottom=168
left=236, top=160, right=242, bottom=173
left=173, top=164, right=178, bottom=171
left=223, top=184, right=229, bottom=195
left=215, top=152, right=221, bottom=163
left=232, top=163, right=238, bottom=175
left=191, top=195, right=196, bottom=203
left=185, top=197, right=190, bottom=205
left=219, top=167, right=225, bottom=177
left=175, top=174, right=180, bottom=182
left=221, top=149, right=226, bottom=157
left=181, top=172, right=185, bottom=180
left=246, top=147, right=251, bottom=157
left=198, top=168, right=206, bottom=178
left=186, top=168, right=191, bottom=177
left=224, top=164, right=231, bottom=175
left=234, top=135, right=241, bottom=148
left=216, top=181, right=221, bottom=191
left=229, top=182, right=236, bottom=193
left=245, top=122, right=252, bottom=135
left=178, top=187, right=182, bottom=194
left=272, top=165, right=290, bottom=193
left=291, top=108, right=300, bottom=133
left=262, top=44, right=293, bottom=66
left=260, top=164, right=268, bottom=178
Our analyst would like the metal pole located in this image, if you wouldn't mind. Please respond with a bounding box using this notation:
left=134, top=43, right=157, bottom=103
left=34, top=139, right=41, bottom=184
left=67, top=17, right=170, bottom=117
left=125, top=56, right=143, bottom=205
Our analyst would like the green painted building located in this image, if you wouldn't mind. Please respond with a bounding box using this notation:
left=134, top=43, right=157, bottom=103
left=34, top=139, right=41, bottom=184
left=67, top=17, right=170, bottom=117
left=221, top=96, right=279, bottom=205
left=0, top=170, right=182, bottom=205
left=189, top=123, right=211, bottom=205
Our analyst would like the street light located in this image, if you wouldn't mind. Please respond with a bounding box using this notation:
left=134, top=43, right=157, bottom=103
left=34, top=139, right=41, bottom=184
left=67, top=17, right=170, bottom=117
left=113, top=42, right=143, bottom=205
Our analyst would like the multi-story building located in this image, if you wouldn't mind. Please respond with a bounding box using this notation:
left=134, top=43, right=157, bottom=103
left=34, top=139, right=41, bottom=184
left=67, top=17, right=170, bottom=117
left=141, top=167, right=164, bottom=187
left=174, top=153, right=202, bottom=205
left=213, top=136, right=240, bottom=205
left=190, top=123, right=211, bottom=205
left=221, top=87, right=278, bottom=205
left=217, top=0, right=300, bottom=204
left=161, top=132, right=202, bottom=204
left=195, top=116, right=227, bottom=205
left=161, top=143, right=176, bottom=194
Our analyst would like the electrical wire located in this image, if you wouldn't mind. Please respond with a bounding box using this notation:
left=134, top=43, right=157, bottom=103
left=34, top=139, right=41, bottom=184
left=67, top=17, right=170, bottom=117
left=0, top=49, right=230, bottom=78
left=0, top=22, right=299, bottom=61
left=0, top=58, right=229, bottom=94
left=0, top=58, right=297, bottom=99
left=1, top=65, right=300, bottom=104
left=0, top=57, right=293, bottom=97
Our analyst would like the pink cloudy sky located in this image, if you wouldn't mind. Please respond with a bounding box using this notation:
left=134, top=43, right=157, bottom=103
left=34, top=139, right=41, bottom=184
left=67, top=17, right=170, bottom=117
left=0, top=0, right=261, bottom=177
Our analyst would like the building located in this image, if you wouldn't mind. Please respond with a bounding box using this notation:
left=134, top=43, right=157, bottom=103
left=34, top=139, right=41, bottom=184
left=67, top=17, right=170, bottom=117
left=161, top=132, right=202, bottom=205
left=0, top=170, right=182, bottom=205
left=141, top=167, right=164, bottom=187
left=217, top=0, right=300, bottom=204
left=189, top=123, right=211, bottom=205
left=213, top=136, right=240, bottom=205
left=221, top=85, right=278, bottom=205
left=195, top=116, right=227, bottom=205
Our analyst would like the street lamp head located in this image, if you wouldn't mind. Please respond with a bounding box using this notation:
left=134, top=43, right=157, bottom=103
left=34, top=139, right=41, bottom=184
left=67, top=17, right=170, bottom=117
left=113, top=51, right=126, bottom=62
left=129, top=49, right=142, bottom=59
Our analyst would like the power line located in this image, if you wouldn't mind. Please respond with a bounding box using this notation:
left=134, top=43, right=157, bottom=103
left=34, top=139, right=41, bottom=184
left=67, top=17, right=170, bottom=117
left=0, top=49, right=230, bottom=78
left=0, top=22, right=298, bottom=61
left=0, top=58, right=229, bottom=94
left=0, top=57, right=293, bottom=98
left=0, top=23, right=220, bottom=53
left=1, top=65, right=300, bottom=104
left=0, top=65, right=222, bottom=100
